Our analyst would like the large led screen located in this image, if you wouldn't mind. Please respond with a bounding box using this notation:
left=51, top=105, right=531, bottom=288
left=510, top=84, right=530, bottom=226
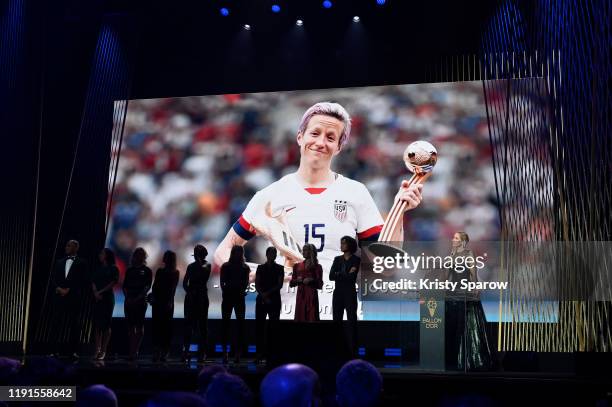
left=108, top=82, right=500, bottom=320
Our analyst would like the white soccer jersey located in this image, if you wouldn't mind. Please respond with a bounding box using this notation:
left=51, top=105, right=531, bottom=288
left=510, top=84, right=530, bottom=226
left=234, top=173, right=384, bottom=319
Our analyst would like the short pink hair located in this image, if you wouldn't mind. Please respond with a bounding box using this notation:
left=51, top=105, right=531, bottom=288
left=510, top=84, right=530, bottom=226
left=298, top=102, right=352, bottom=148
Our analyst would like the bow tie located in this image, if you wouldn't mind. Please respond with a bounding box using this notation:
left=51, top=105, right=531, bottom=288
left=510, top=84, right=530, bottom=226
left=67, top=256, right=76, bottom=260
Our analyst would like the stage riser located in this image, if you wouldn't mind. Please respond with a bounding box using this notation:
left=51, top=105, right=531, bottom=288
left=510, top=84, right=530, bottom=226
left=26, top=319, right=502, bottom=362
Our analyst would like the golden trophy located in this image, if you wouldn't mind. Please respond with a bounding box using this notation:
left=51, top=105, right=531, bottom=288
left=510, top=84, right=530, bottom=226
left=367, top=141, right=437, bottom=266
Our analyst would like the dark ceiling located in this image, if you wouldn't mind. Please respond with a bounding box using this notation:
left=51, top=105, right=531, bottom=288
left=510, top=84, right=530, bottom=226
left=98, top=0, right=501, bottom=98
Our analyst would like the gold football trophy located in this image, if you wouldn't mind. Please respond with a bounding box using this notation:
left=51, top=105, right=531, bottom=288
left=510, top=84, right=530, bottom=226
left=368, top=140, right=437, bottom=262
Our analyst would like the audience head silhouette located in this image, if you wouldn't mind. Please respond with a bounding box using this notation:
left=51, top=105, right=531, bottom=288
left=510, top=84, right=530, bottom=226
left=260, top=363, right=320, bottom=407
left=205, top=372, right=253, bottom=407
left=336, top=359, right=382, bottom=407
left=76, top=385, right=118, bottom=407
left=197, top=364, right=228, bottom=396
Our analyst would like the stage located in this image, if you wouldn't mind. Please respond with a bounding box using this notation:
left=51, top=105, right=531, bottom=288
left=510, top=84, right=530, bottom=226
left=3, top=318, right=604, bottom=405
left=14, top=319, right=612, bottom=406
left=1, top=0, right=610, bottom=406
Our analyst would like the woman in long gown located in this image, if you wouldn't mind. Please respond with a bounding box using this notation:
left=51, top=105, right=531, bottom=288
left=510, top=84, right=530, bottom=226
left=151, top=250, right=180, bottom=362
left=220, top=245, right=250, bottom=364
left=445, top=232, right=494, bottom=371
left=91, top=248, right=119, bottom=360
left=290, top=244, right=323, bottom=322
left=182, top=244, right=211, bottom=363
left=123, top=247, right=152, bottom=361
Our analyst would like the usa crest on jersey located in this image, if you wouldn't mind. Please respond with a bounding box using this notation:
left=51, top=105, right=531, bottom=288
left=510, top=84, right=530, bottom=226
left=334, top=200, right=348, bottom=222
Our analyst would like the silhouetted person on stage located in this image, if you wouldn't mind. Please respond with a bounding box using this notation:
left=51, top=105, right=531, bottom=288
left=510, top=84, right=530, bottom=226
left=290, top=244, right=323, bottom=322
left=123, top=247, right=152, bottom=361
left=151, top=250, right=180, bottom=362
left=91, top=248, right=119, bottom=361
left=220, top=245, right=250, bottom=364
left=50, top=239, right=88, bottom=358
left=255, top=247, right=284, bottom=363
left=330, top=236, right=361, bottom=357
left=183, top=244, right=211, bottom=363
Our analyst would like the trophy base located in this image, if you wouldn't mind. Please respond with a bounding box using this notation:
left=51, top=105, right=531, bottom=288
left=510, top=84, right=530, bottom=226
left=362, top=242, right=409, bottom=279
left=366, top=242, right=407, bottom=258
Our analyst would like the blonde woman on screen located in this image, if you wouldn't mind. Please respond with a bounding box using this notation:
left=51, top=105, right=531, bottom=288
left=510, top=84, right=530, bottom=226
left=213, top=102, right=423, bottom=319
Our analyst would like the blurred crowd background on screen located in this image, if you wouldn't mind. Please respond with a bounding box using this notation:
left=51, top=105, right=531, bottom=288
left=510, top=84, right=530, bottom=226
left=107, top=82, right=501, bottom=317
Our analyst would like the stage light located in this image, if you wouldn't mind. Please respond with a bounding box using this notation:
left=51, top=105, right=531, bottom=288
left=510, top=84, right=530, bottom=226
left=296, top=19, right=303, bottom=26
left=271, top=4, right=281, bottom=13
left=323, top=0, right=332, bottom=9
left=376, top=0, right=386, bottom=4
left=220, top=7, right=229, bottom=16
left=352, top=15, right=360, bottom=22
left=244, top=24, right=251, bottom=30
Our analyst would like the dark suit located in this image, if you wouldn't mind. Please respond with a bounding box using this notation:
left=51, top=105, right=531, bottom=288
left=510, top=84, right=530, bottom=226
left=329, top=254, right=360, bottom=356
left=220, top=262, right=250, bottom=355
left=51, top=255, right=88, bottom=354
left=255, top=262, right=284, bottom=359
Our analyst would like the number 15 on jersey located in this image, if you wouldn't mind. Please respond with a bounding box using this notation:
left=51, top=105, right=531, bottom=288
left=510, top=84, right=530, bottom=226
left=304, top=223, right=325, bottom=252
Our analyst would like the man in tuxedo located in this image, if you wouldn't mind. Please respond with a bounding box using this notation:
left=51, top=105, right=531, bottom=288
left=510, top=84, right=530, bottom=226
left=50, top=239, right=88, bottom=358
